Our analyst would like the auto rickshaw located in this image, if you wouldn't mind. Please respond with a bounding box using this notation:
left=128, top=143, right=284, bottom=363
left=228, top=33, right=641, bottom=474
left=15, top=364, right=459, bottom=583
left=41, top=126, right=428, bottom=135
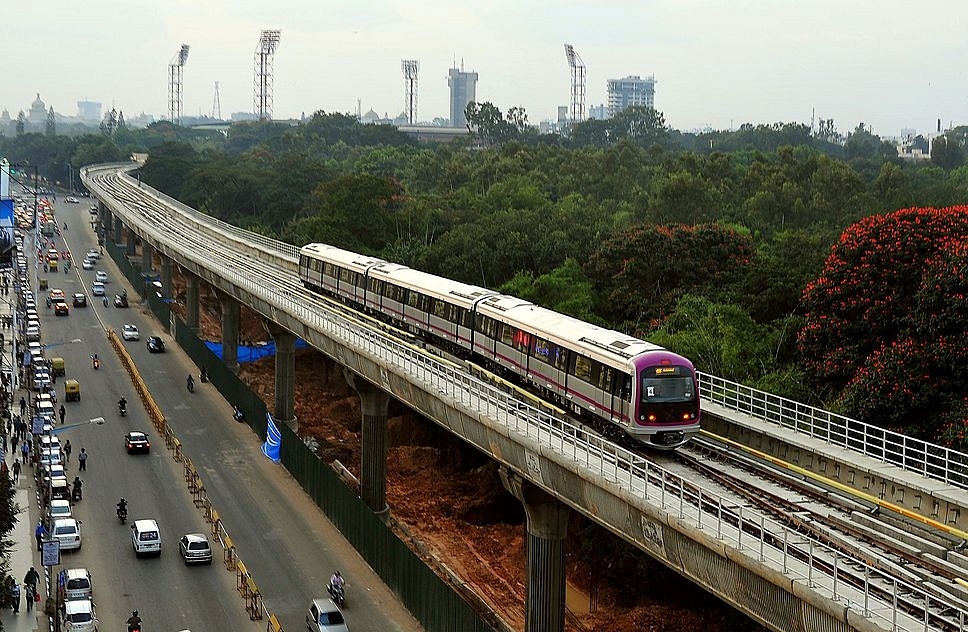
left=64, top=379, right=80, bottom=402
left=39, top=278, right=48, bottom=291
left=50, top=357, right=65, bottom=377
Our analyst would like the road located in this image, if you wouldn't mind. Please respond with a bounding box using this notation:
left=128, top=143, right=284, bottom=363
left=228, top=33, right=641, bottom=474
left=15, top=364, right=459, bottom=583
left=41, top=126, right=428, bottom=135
left=23, top=196, right=424, bottom=632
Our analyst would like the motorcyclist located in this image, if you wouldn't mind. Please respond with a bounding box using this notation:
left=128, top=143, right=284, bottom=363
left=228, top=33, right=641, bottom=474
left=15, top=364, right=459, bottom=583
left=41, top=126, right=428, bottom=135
left=92, top=354, right=99, bottom=369
left=329, top=570, right=345, bottom=592
left=127, top=610, right=142, bottom=632
left=186, top=374, right=194, bottom=392
left=118, top=396, right=127, bottom=414
left=200, top=366, right=209, bottom=382
left=117, top=498, right=128, bottom=520
left=71, top=476, right=82, bottom=501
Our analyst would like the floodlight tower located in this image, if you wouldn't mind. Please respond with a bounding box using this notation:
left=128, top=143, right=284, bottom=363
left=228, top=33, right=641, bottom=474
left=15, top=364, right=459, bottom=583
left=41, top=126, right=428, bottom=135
left=254, top=29, right=281, bottom=121
left=402, top=59, right=419, bottom=125
left=212, top=81, right=221, bottom=119
left=168, top=44, right=190, bottom=125
left=563, top=43, right=586, bottom=125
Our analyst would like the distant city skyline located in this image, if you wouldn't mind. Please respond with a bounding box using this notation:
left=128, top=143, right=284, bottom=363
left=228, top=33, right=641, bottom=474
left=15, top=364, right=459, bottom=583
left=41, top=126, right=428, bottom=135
left=5, top=1, right=968, bottom=137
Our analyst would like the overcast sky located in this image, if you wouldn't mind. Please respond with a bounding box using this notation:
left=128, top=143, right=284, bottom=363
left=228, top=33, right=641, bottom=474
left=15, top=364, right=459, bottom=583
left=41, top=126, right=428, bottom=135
left=6, top=0, right=967, bottom=136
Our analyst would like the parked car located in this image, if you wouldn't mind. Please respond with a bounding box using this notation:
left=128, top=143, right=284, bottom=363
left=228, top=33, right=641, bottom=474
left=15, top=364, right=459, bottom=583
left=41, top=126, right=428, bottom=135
left=46, top=499, right=73, bottom=528
left=179, top=533, right=213, bottom=565
left=52, top=518, right=82, bottom=551
left=61, top=598, right=96, bottom=631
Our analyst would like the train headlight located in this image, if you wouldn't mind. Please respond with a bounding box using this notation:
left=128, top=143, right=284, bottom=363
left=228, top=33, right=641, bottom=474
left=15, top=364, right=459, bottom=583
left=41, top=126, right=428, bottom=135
left=647, top=413, right=657, bottom=422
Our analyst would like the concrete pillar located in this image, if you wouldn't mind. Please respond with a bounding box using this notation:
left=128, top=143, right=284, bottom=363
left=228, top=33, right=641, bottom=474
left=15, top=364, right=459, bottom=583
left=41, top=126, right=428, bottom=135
left=113, top=218, right=122, bottom=244
left=126, top=229, right=137, bottom=257
left=345, top=371, right=390, bottom=514
left=161, top=258, right=172, bottom=300
left=219, top=294, right=240, bottom=372
left=102, top=207, right=112, bottom=232
left=263, top=320, right=296, bottom=428
left=185, top=272, right=200, bottom=333
left=141, top=241, right=152, bottom=272
left=500, top=467, right=569, bottom=632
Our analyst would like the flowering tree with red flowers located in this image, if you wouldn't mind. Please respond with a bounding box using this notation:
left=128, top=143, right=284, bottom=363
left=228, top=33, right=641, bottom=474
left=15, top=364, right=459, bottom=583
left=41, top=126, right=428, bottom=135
left=798, top=206, right=968, bottom=443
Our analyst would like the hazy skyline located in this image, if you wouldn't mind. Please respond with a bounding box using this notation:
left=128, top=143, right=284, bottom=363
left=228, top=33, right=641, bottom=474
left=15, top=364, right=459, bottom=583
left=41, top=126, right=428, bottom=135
left=5, top=1, right=967, bottom=136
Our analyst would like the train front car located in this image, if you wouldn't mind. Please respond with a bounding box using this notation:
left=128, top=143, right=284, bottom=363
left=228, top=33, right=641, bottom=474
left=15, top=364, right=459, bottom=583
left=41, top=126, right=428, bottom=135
left=630, top=350, right=701, bottom=449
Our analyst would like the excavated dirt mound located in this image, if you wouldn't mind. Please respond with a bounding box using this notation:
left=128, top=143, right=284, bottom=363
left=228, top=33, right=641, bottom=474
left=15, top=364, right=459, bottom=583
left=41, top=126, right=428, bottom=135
left=170, top=277, right=764, bottom=632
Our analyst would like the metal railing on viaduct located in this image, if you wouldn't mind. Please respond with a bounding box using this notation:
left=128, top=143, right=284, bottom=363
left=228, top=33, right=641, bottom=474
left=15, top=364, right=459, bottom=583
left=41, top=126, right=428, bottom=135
left=82, top=162, right=968, bottom=632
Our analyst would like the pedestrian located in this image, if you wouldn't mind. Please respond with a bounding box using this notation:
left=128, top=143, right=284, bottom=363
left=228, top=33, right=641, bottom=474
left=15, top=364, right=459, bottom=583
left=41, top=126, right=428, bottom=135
left=23, top=567, right=38, bottom=600
left=63, top=440, right=71, bottom=463
left=58, top=405, right=65, bottom=425
left=20, top=440, right=29, bottom=465
left=18, top=396, right=25, bottom=417
left=34, top=522, right=46, bottom=552
left=10, top=434, right=18, bottom=455
left=23, top=583, right=33, bottom=612
left=77, top=447, right=87, bottom=471
left=12, top=460, right=20, bottom=483
left=9, top=580, right=19, bottom=613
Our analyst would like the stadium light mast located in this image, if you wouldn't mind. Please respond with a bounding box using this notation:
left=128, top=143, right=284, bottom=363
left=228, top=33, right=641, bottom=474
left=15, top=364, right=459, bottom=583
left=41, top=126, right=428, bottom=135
left=402, top=59, right=419, bottom=125
left=168, top=44, right=190, bottom=125
left=563, top=43, right=586, bottom=126
left=254, top=30, right=281, bottom=121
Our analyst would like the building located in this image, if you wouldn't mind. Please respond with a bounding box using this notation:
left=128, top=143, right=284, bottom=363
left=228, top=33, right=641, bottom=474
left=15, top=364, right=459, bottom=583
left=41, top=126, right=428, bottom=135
left=28, top=93, right=47, bottom=122
left=76, top=101, right=101, bottom=121
left=448, top=66, right=478, bottom=128
left=606, top=75, right=656, bottom=118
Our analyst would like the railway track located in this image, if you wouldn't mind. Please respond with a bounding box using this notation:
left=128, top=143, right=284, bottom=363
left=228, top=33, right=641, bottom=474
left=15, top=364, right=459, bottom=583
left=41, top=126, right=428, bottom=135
left=86, top=164, right=968, bottom=631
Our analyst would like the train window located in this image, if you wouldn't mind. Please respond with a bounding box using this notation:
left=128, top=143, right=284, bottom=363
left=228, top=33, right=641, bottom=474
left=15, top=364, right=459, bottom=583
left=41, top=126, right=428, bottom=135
left=598, top=366, right=614, bottom=392
left=369, top=278, right=382, bottom=294
left=461, top=308, right=473, bottom=329
left=324, top=263, right=334, bottom=277
left=432, top=299, right=446, bottom=318
left=450, top=305, right=465, bottom=325
left=617, top=374, right=632, bottom=399
left=512, top=328, right=529, bottom=352
left=642, top=373, right=695, bottom=403
left=500, top=323, right=513, bottom=346
left=573, top=355, right=593, bottom=381
left=408, top=291, right=420, bottom=308
left=476, top=314, right=498, bottom=338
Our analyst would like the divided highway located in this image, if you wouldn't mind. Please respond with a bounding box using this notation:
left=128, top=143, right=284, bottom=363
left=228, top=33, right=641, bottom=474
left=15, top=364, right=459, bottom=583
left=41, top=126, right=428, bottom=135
left=27, top=196, right=423, bottom=631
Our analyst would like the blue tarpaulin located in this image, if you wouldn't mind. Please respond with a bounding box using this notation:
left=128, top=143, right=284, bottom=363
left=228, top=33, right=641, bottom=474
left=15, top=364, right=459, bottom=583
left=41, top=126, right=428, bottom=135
left=203, top=339, right=307, bottom=363
left=262, top=413, right=281, bottom=462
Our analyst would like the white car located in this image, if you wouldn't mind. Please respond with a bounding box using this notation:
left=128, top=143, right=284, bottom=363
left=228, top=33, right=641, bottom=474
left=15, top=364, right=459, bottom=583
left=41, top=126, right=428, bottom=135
left=46, top=499, right=73, bottom=527
left=95, top=271, right=108, bottom=283
left=52, top=518, right=82, bottom=551
left=85, top=249, right=100, bottom=260
left=81, top=258, right=94, bottom=270
left=122, top=324, right=140, bottom=341
left=62, top=598, right=96, bottom=631
left=91, top=282, right=105, bottom=297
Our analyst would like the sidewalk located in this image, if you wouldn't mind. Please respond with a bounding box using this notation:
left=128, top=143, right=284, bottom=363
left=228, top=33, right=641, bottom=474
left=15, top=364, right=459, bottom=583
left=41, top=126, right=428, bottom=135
left=0, top=450, right=44, bottom=632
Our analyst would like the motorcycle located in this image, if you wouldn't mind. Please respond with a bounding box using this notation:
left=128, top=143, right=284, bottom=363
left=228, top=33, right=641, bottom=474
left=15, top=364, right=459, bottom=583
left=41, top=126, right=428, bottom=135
left=117, top=505, right=128, bottom=524
left=119, top=400, right=127, bottom=416
left=327, top=582, right=345, bottom=608
left=71, top=485, right=82, bottom=503
left=92, top=357, right=100, bottom=370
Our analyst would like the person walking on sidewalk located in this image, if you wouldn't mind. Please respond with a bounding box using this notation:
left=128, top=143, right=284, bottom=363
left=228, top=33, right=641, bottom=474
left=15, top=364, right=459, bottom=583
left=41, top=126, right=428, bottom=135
left=59, top=405, right=65, bottom=425
left=18, top=396, right=25, bottom=417
left=63, top=440, right=71, bottom=464
left=9, top=580, right=19, bottom=613
left=34, top=522, right=47, bottom=552
left=20, top=440, right=29, bottom=465
left=23, top=567, right=38, bottom=595
left=77, top=448, right=87, bottom=471
left=24, top=583, right=33, bottom=611
left=12, top=460, right=20, bottom=483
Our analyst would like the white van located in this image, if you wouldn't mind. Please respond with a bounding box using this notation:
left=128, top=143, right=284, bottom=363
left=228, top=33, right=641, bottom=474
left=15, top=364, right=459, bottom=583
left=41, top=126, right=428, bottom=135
left=60, top=568, right=93, bottom=601
left=131, top=519, right=161, bottom=557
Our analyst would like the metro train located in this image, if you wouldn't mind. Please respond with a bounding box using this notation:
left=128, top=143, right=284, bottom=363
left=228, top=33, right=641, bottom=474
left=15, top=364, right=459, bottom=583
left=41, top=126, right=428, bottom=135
left=298, top=243, right=700, bottom=449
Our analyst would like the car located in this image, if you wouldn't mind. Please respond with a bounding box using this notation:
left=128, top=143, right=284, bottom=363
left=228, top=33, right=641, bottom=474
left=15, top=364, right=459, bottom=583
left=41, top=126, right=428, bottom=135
left=59, top=568, right=93, bottom=601
left=307, top=598, right=348, bottom=632
left=124, top=431, right=150, bottom=454
left=46, top=499, right=73, bottom=528
left=179, top=533, right=213, bottom=565
left=122, top=324, right=140, bottom=341
left=146, top=336, right=165, bottom=353
left=52, top=518, right=82, bottom=551
left=73, top=293, right=87, bottom=307
left=26, top=326, right=40, bottom=342
left=81, top=258, right=94, bottom=270
left=131, top=519, right=162, bottom=557
left=43, top=463, right=67, bottom=486
left=55, top=302, right=69, bottom=316
left=25, top=299, right=36, bottom=311
left=49, top=288, right=65, bottom=302
left=85, top=249, right=100, bottom=260
left=61, top=598, right=96, bottom=632
left=91, top=282, right=105, bottom=296
left=66, top=196, right=78, bottom=204
left=33, top=371, right=51, bottom=391
left=94, top=271, right=108, bottom=283
left=40, top=449, right=62, bottom=469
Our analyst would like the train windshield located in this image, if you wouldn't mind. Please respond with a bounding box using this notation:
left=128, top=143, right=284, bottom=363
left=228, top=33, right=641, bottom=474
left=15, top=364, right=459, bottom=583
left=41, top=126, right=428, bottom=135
left=641, top=366, right=695, bottom=403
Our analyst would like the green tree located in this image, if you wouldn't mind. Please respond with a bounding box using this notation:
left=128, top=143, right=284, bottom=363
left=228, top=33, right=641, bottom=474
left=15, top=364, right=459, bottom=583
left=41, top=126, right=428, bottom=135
left=45, top=107, right=55, bottom=136
left=931, top=135, right=966, bottom=170
left=15, top=111, right=25, bottom=136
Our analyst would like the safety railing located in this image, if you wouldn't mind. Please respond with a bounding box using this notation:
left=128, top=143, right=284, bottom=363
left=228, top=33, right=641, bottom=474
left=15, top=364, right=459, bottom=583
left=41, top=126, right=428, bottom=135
left=697, top=372, right=968, bottom=490
left=90, top=163, right=966, bottom=631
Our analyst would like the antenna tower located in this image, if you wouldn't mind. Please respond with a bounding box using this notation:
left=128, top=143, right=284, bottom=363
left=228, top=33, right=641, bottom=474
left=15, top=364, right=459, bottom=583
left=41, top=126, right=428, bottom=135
left=402, top=59, right=419, bottom=125
left=563, top=44, right=586, bottom=125
left=168, top=44, right=190, bottom=125
left=253, top=30, right=281, bottom=121
left=212, top=81, right=221, bottom=120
